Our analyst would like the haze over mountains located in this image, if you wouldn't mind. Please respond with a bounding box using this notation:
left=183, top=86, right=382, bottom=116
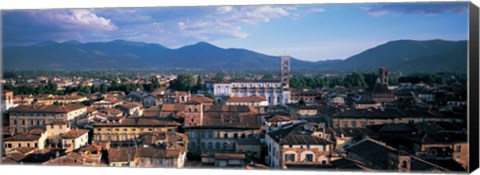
left=3, top=39, right=467, bottom=73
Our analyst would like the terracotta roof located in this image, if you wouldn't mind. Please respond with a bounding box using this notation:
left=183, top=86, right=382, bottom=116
left=119, top=102, right=141, bottom=109
left=346, top=138, right=449, bottom=172
left=333, top=108, right=403, bottom=119
left=60, top=129, right=89, bottom=139
left=43, top=152, right=97, bottom=166
left=103, top=97, right=122, bottom=104
left=10, top=104, right=86, bottom=113
left=136, top=147, right=180, bottom=159
left=268, top=115, right=294, bottom=122
left=108, top=147, right=136, bottom=163
left=93, top=117, right=180, bottom=127
left=226, top=96, right=267, bottom=103
left=4, top=130, right=46, bottom=141
left=2, top=157, right=19, bottom=164
left=214, top=153, right=246, bottom=160
left=45, top=120, right=69, bottom=126
left=37, top=95, right=86, bottom=101
left=79, top=144, right=101, bottom=153
left=185, top=113, right=261, bottom=129
left=6, top=152, right=26, bottom=162
left=189, top=95, right=214, bottom=104
left=15, top=147, right=36, bottom=154
left=268, top=123, right=332, bottom=145
left=204, top=105, right=253, bottom=113
left=99, top=108, right=122, bottom=116
left=87, top=107, right=98, bottom=113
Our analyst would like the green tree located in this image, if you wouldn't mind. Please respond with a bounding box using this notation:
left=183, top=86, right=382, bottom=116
left=170, top=74, right=195, bottom=92
left=99, top=83, right=108, bottom=93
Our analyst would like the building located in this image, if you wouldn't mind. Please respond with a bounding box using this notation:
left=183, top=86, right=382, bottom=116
left=290, top=90, right=323, bottom=104
left=2, top=90, right=15, bottom=112
left=8, top=104, right=87, bottom=134
left=35, top=94, right=87, bottom=105
left=212, top=56, right=291, bottom=105
left=225, top=96, right=268, bottom=106
left=3, top=129, right=48, bottom=153
left=331, top=108, right=464, bottom=129
left=135, top=132, right=189, bottom=168
left=345, top=138, right=453, bottom=172
left=108, top=147, right=137, bottom=167
left=92, top=117, right=180, bottom=147
left=364, top=68, right=396, bottom=104
left=91, top=98, right=122, bottom=108
left=184, top=113, right=263, bottom=154
left=115, top=102, right=143, bottom=116
left=201, top=153, right=246, bottom=167
left=60, top=129, right=89, bottom=152
left=265, top=122, right=334, bottom=169
left=42, top=152, right=102, bottom=166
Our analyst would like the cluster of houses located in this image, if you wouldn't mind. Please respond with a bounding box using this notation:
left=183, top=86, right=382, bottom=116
left=1, top=67, right=468, bottom=173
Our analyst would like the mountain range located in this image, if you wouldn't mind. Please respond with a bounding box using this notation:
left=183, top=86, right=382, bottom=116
left=2, top=39, right=467, bottom=73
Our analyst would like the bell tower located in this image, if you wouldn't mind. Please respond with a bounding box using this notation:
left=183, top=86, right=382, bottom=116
left=280, top=56, right=290, bottom=90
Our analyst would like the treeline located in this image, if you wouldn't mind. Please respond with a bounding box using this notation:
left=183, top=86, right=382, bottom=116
left=3, top=77, right=163, bottom=96
left=289, top=72, right=380, bottom=89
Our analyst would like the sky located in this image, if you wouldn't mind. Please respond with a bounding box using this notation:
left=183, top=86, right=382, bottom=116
left=1, top=2, right=470, bottom=61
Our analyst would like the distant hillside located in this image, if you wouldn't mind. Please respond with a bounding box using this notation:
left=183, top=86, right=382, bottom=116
left=321, top=39, right=467, bottom=73
left=2, top=39, right=467, bottom=73
left=2, top=40, right=312, bottom=71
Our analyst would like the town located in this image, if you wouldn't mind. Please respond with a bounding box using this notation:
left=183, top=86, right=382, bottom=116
left=1, top=56, right=468, bottom=172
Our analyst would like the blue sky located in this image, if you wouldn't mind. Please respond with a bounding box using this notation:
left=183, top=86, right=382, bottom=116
left=1, top=2, right=469, bottom=61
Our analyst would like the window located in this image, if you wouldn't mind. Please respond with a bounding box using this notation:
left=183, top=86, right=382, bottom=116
left=234, top=133, right=238, bottom=138
left=305, top=154, right=313, bottom=162
left=27, top=143, right=30, bottom=147
left=132, top=129, right=136, bottom=131
left=284, top=154, right=295, bottom=162
left=215, top=142, right=221, bottom=150
left=207, top=142, right=213, bottom=151
left=456, top=145, right=461, bottom=152
left=223, top=142, right=228, bottom=151
left=351, top=121, right=356, bottom=127
left=241, top=133, right=246, bottom=139
left=8, top=144, right=12, bottom=148
left=123, top=129, right=127, bottom=132
left=51, top=125, right=54, bottom=129
left=321, top=160, right=326, bottom=164
left=96, top=128, right=101, bottom=132
left=115, top=129, right=119, bottom=132
left=208, top=131, right=213, bottom=138
left=200, top=131, right=205, bottom=138
left=224, top=133, right=228, bottom=138
left=34, top=143, right=38, bottom=147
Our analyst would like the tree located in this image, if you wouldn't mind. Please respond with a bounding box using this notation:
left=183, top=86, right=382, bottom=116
left=170, top=74, right=195, bottom=92
left=213, top=72, right=226, bottom=82
left=99, top=83, right=108, bottom=93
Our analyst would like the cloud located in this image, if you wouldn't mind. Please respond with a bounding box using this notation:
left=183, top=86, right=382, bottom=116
left=2, top=9, right=117, bottom=45
left=363, top=2, right=468, bottom=17
left=30, top=9, right=117, bottom=31
left=2, top=5, right=326, bottom=46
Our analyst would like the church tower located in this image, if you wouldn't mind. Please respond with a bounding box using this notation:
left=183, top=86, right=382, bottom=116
left=378, top=67, right=389, bottom=86
left=280, top=56, right=290, bottom=90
